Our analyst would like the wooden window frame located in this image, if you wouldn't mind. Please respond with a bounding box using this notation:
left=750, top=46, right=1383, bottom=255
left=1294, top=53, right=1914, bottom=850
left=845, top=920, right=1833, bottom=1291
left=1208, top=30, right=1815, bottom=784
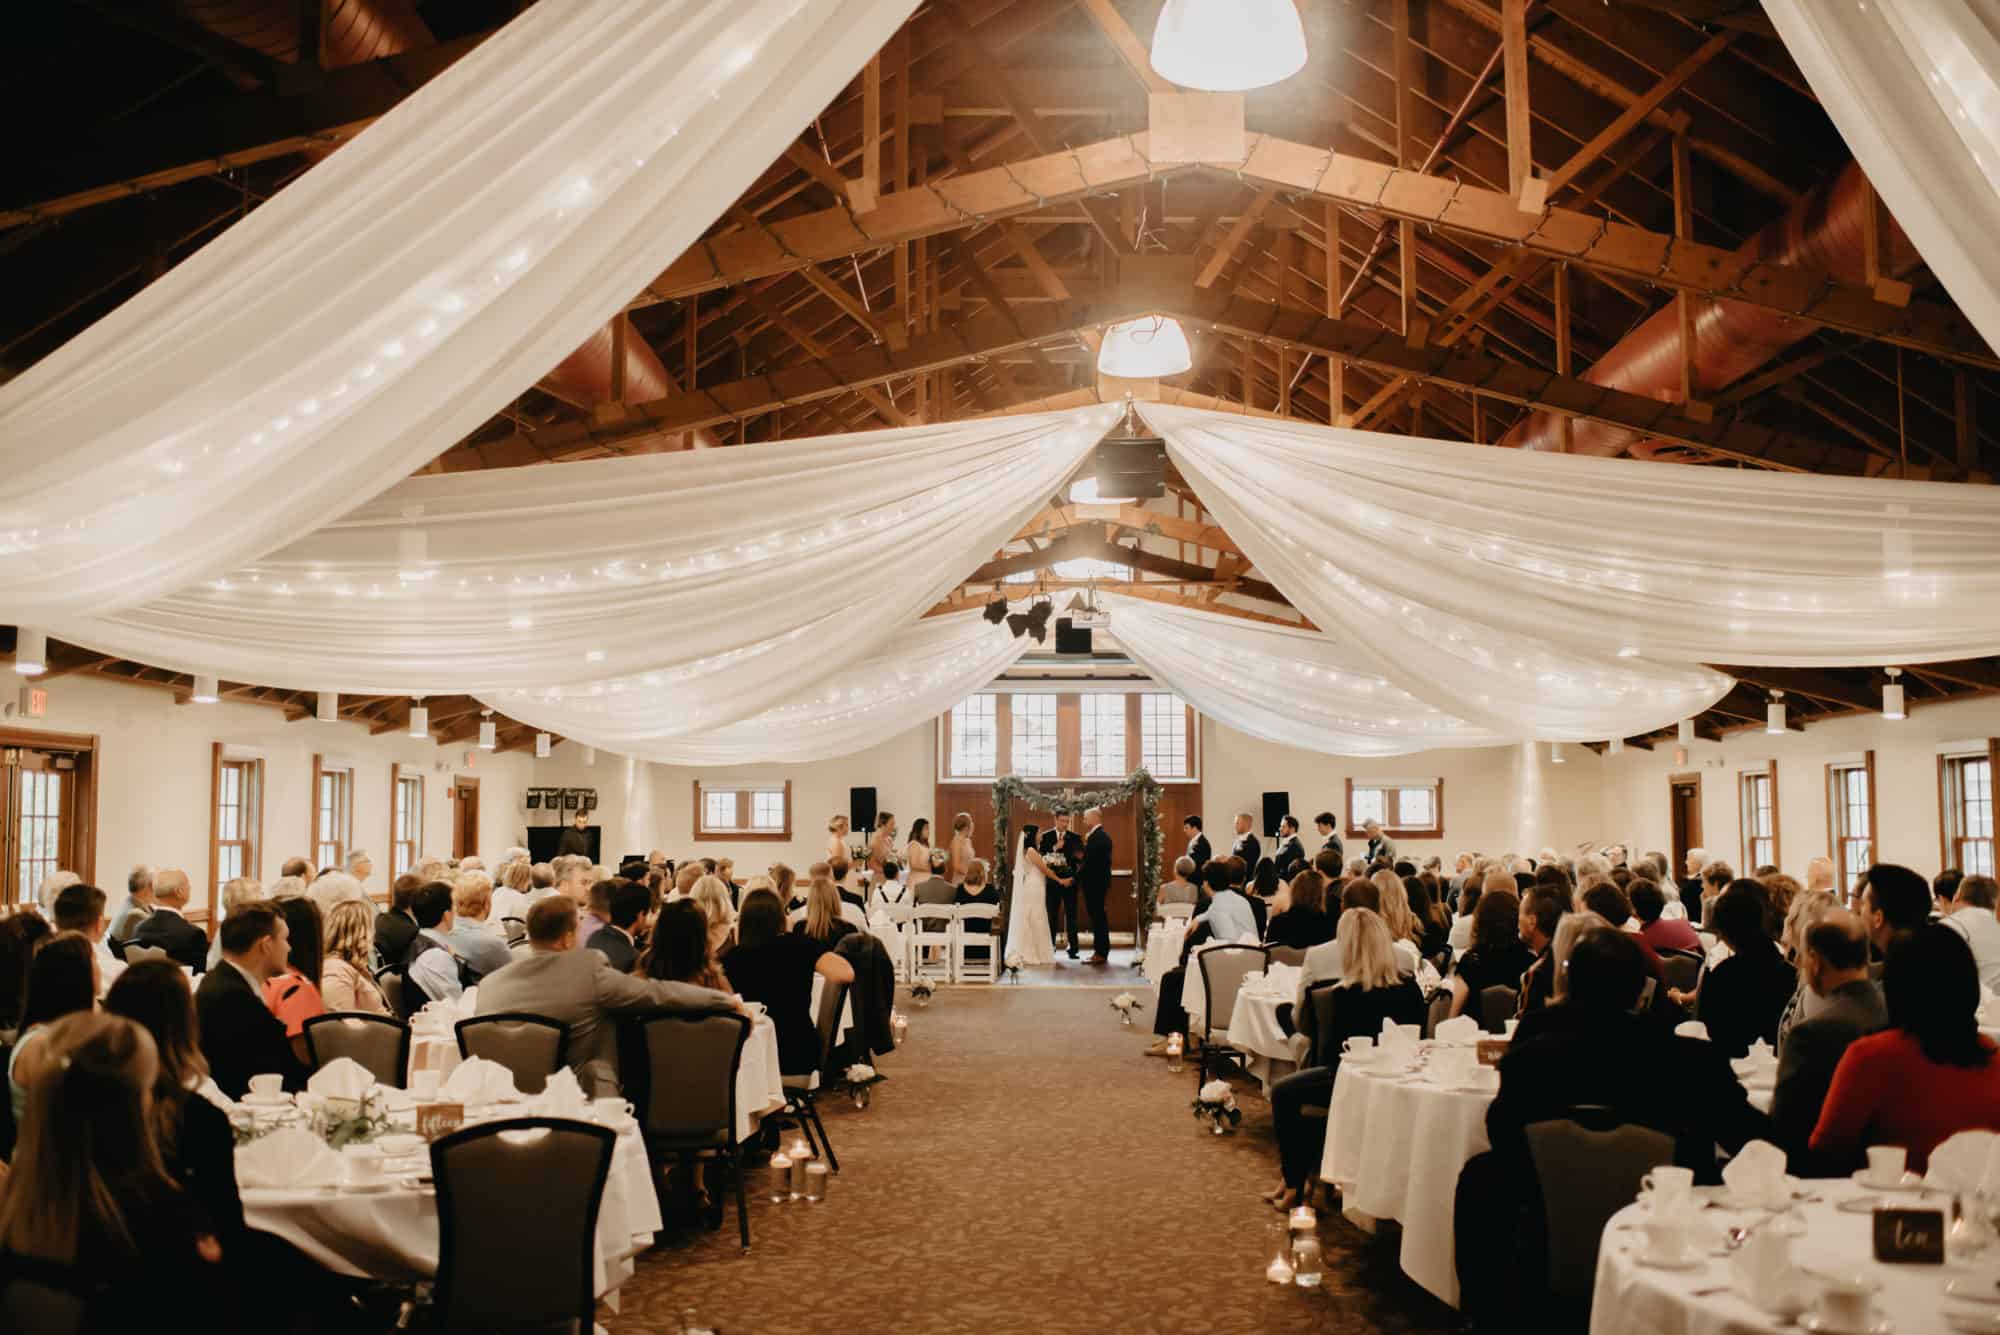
left=1008, top=692, right=1059, bottom=779
left=391, top=763, right=424, bottom=878
left=0, top=726, right=99, bottom=908
left=938, top=689, right=1199, bottom=785
left=1738, top=762, right=1780, bottom=872
left=208, top=743, right=264, bottom=911
left=1939, top=740, right=2000, bottom=876
left=941, top=692, right=1002, bottom=780
left=691, top=779, right=793, bottom=841
left=1137, top=691, right=1194, bottom=780
left=1344, top=777, right=1446, bottom=840
left=1824, top=752, right=1877, bottom=893
left=311, top=753, right=353, bottom=872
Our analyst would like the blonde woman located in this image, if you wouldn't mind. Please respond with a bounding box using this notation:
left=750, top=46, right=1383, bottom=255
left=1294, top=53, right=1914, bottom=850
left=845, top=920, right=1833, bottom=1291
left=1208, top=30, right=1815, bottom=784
left=691, top=875, right=738, bottom=958
left=1373, top=868, right=1418, bottom=946
left=1549, top=910, right=1611, bottom=1003
left=948, top=812, right=975, bottom=884
left=771, top=862, right=799, bottom=909
left=794, top=873, right=857, bottom=948
left=1776, top=887, right=1840, bottom=1040
left=320, top=900, right=389, bottom=1015
left=826, top=814, right=851, bottom=865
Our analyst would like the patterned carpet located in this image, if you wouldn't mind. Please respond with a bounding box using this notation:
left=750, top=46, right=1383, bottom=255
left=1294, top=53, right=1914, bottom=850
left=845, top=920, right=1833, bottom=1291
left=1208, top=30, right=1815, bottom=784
left=604, top=985, right=1459, bottom=1334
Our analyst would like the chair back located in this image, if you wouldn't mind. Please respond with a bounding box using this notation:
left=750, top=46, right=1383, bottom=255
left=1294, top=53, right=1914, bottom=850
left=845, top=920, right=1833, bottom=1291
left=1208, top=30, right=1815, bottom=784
left=122, top=943, right=168, bottom=964
left=1478, top=984, right=1518, bottom=1033
left=633, top=1009, right=749, bottom=1146
left=304, top=1012, right=412, bottom=1088
left=914, top=902, right=957, bottom=934
left=455, top=1013, right=569, bottom=1094
left=813, top=980, right=850, bottom=1078
left=956, top=903, right=999, bottom=924
left=1159, top=901, right=1195, bottom=921
left=1658, top=949, right=1702, bottom=995
left=1266, top=944, right=1307, bottom=967
left=431, top=1118, right=615, bottom=1333
left=0, top=1261, right=88, bottom=1335
left=1423, top=987, right=1454, bottom=1039
left=1197, top=943, right=1268, bottom=1034
left=1304, top=981, right=1343, bottom=1066
left=499, top=915, right=527, bottom=947
left=1523, top=1113, right=1675, bottom=1305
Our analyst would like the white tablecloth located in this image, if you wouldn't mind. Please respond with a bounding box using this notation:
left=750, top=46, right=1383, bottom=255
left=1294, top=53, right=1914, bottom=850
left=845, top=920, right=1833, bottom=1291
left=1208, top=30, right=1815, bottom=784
left=736, top=1016, right=787, bottom=1138
left=1591, top=1183, right=1972, bottom=1335
left=241, top=1109, right=660, bottom=1297
left=1224, top=989, right=1303, bottom=1093
left=1144, top=919, right=1188, bottom=985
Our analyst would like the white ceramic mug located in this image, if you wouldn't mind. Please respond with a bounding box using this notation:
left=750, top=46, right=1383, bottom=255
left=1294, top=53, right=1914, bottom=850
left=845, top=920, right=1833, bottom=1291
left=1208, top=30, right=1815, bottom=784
left=1342, top=1036, right=1375, bottom=1060
left=1641, top=1165, right=1695, bottom=1213
left=247, top=1072, right=284, bottom=1099
left=593, top=1096, right=635, bottom=1122
left=1866, top=1145, right=1907, bottom=1182
left=1502, top=1019, right=1518, bottom=1038
left=1814, top=1274, right=1876, bottom=1329
left=410, top=1069, right=442, bottom=1099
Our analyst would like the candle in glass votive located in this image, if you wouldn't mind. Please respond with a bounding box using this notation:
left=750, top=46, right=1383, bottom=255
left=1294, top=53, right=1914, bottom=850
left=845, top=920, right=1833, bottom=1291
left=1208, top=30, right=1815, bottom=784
left=768, top=1152, right=791, bottom=1204
left=1288, top=1205, right=1317, bottom=1233
left=1265, top=1253, right=1295, bottom=1284
left=788, top=1137, right=811, bottom=1162
left=804, top=1160, right=828, bottom=1203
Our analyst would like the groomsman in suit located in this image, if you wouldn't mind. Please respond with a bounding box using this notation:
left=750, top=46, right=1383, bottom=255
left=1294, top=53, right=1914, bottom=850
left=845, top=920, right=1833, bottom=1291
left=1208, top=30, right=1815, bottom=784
left=1314, top=812, right=1345, bottom=872
left=1041, top=811, right=1086, bottom=959
left=1231, top=812, right=1261, bottom=870
left=1271, top=815, right=1306, bottom=877
left=1078, top=808, right=1115, bottom=964
left=1183, top=816, right=1212, bottom=871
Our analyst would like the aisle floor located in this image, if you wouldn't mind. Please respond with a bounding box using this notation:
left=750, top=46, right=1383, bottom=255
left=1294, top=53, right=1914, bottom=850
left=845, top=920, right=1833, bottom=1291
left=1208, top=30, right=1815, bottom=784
left=606, top=986, right=1458, bottom=1333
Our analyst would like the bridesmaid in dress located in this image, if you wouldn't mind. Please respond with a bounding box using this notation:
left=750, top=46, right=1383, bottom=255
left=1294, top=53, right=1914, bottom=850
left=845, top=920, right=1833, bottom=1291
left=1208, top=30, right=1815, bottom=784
left=948, top=813, right=976, bottom=885
left=903, top=819, right=932, bottom=889
left=867, top=813, right=897, bottom=877
left=825, top=815, right=850, bottom=866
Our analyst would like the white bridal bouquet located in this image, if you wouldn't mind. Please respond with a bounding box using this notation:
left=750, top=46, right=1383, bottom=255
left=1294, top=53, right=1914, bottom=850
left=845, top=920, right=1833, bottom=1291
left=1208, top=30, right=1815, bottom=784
left=1044, top=851, right=1071, bottom=876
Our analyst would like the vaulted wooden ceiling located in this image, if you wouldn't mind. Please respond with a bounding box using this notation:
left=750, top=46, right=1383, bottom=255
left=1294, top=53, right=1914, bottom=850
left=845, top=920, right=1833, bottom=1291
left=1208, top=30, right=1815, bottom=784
left=5, top=0, right=1997, bottom=749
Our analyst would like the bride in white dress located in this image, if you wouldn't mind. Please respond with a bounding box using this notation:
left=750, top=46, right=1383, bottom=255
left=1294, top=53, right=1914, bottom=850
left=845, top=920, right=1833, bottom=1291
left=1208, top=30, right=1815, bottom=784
left=1005, top=825, right=1056, bottom=968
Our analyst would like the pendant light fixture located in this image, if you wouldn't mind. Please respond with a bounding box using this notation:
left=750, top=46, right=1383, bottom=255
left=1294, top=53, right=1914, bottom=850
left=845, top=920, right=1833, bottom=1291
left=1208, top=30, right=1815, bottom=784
left=1150, top=0, right=1308, bottom=91
left=1677, top=718, right=1695, bottom=746
left=534, top=732, right=552, bottom=759
left=191, top=674, right=219, bottom=704
left=1766, top=690, right=1787, bottom=735
left=1550, top=742, right=1565, bottom=765
left=408, top=697, right=429, bottom=738
left=1882, top=668, right=1906, bottom=721
left=12, top=628, right=46, bottom=677
left=1608, top=737, right=1625, bottom=755
left=316, top=691, right=338, bottom=722
left=1096, top=316, right=1193, bottom=378
left=478, top=710, right=497, bottom=751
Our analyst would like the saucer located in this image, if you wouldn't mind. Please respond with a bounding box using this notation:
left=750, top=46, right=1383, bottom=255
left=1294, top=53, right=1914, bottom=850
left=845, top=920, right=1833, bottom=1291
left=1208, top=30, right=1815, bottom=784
left=1945, top=1277, right=2000, bottom=1305
left=374, top=1133, right=426, bottom=1156
left=1633, top=1252, right=1702, bottom=1271
left=1798, top=1314, right=1890, bottom=1335
left=239, top=1092, right=291, bottom=1107
left=1851, top=1170, right=1925, bottom=1192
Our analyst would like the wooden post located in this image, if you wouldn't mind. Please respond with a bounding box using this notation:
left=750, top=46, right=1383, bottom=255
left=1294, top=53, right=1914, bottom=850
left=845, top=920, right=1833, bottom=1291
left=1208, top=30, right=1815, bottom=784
left=1326, top=202, right=1345, bottom=423
left=1671, top=134, right=1709, bottom=420
left=683, top=294, right=697, bottom=387
left=850, top=55, right=882, bottom=214
left=1502, top=0, right=1534, bottom=206
left=1554, top=262, right=1572, bottom=451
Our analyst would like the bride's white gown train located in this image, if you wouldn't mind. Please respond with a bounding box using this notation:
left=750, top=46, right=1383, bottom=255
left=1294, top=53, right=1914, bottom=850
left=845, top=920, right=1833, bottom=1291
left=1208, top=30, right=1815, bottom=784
left=1006, top=839, right=1056, bottom=967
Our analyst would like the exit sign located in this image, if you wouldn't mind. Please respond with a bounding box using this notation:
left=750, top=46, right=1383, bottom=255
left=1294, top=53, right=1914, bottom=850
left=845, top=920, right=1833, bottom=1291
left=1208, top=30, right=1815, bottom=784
left=19, top=686, right=46, bottom=719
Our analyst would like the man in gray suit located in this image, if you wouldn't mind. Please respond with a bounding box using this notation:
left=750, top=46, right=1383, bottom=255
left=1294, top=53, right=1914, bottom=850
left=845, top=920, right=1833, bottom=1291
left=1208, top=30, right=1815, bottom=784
left=1770, top=911, right=1886, bottom=1173
left=476, top=895, right=733, bottom=1096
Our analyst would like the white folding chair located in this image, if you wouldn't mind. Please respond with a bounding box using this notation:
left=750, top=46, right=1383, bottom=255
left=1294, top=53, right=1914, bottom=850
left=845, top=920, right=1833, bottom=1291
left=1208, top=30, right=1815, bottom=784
left=952, top=904, right=1000, bottom=984
left=1158, top=902, right=1195, bottom=922
left=911, top=903, right=957, bottom=984
left=879, top=904, right=916, bottom=981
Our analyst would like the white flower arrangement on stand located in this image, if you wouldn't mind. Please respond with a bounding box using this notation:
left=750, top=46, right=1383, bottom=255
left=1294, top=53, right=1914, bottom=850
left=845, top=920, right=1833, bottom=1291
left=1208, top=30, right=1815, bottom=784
left=907, top=976, right=936, bottom=1007
left=1110, top=991, right=1141, bottom=1026
left=843, top=1062, right=884, bottom=1110
left=1192, top=1079, right=1242, bottom=1135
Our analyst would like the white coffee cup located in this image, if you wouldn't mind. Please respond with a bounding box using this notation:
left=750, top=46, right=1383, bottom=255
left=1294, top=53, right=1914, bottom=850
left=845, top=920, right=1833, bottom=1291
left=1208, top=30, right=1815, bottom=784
left=1502, top=1019, right=1518, bottom=1038
left=247, top=1072, right=284, bottom=1099
left=410, top=1068, right=442, bottom=1099
left=1433, top=1046, right=1474, bottom=1087
left=1342, top=1036, right=1375, bottom=1060
left=593, top=1096, right=635, bottom=1122
left=1641, top=1165, right=1695, bottom=1213
left=1641, top=1218, right=1689, bottom=1264
left=1866, top=1145, right=1907, bottom=1183
left=344, top=1146, right=384, bottom=1185
left=1674, top=1020, right=1710, bottom=1041
left=1813, top=1274, right=1877, bottom=1330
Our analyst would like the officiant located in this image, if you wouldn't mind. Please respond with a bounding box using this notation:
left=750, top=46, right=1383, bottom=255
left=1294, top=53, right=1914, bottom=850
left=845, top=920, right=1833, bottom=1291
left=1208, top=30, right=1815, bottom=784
left=1040, top=811, right=1085, bottom=959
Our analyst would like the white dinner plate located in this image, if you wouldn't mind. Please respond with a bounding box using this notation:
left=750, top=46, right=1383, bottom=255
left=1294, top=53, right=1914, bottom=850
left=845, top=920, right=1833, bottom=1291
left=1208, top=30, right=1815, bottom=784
left=1945, top=1309, right=2000, bottom=1333
left=339, top=1179, right=397, bottom=1194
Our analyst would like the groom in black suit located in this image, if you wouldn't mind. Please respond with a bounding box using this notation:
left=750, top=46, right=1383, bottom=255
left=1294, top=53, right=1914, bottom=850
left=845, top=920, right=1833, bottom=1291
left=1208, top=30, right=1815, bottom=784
left=1079, top=807, right=1114, bottom=964
left=1040, top=812, right=1085, bottom=959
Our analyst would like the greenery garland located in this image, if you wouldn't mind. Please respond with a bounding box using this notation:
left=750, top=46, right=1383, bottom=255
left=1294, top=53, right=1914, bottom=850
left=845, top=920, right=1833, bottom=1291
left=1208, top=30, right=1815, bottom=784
left=991, top=769, right=1165, bottom=953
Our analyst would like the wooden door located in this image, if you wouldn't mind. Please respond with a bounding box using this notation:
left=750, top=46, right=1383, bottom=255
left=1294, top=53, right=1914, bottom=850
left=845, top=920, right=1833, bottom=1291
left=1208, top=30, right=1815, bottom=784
left=452, top=776, right=480, bottom=860
left=1669, top=774, right=1702, bottom=881
left=0, top=734, right=95, bottom=905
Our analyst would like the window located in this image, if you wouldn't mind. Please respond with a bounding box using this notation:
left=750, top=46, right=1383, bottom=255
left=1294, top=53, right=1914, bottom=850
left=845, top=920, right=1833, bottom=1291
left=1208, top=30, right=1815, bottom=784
left=392, top=768, right=423, bottom=877
left=1002, top=557, right=1131, bottom=583
left=1140, top=692, right=1189, bottom=779
left=693, top=780, right=792, bottom=839
left=312, top=755, right=352, bottom=871
left=1826, top=756, right=1874, bottom=893
left=1011, top=694, right=1058, bottom=777
left=16, top=769, right=63, bottom=901
left=1080, top=694, right=1126, bottom=778
left=947, top=694, right=999, bottom=779
left=1739, top=766, right=1777, bottom=871
left=1945, top=754, right=1995, bottom=876
left=215, top=760, right=260, bottom=892
left=1345, top=779, right=1444, bottom=837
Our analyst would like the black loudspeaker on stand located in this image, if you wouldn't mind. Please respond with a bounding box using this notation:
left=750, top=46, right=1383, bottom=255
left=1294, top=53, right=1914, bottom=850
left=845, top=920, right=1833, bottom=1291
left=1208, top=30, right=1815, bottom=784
left=849, top=786, right=877, bottom=833
left=1261, top=790, right=1290, bottom=838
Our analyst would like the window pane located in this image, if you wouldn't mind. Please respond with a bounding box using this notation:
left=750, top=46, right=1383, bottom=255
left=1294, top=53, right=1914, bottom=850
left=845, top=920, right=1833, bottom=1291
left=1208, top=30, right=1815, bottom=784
left=1397, top=786, right=1435, bottom=828
left=752, top=789, right=784, bottom=830
left=1079, top=694, right=1125, bottom=778
left=1350, top=787, right=1387, bottom=828
left=1139, top=693, right=1188, bottom=779
left=1011, top=694, right=1057, bottom=778
left=704, top=790, right=736, bottom=830
left=949, top=694, right=998, bottom=777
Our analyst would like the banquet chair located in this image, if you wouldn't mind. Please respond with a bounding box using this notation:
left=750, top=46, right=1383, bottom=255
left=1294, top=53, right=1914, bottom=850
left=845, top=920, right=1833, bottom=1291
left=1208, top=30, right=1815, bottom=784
left=1423, top=988, right=1454, bottom=1040
left=1522, top=1111, right=1673, bottom=1311
left=455, top=1013, right=569, bottom=1095
left=121, top=943, right=168, bottom=965
left=1477, top=985, right=1518, bottom=1033
left=1158, top=902, right=1195, bottom=922
left=499, top=915, right=528, bottom=947
left=780, top=979, right=849, bottom=1173
left=630, top=1009, right=754, bottom=1252
left=430, top=1117, right=615, bottom=1334
left=1196, top=944, right=1269, bottom=1089
left=1266, top=944, right=1307, bottom=967
left=910, top=904, right=956, bottom=984
left=953, top=903, right=999, bottom=983
left=304, top=1012, right=412, bottom=1088
left=1657, top=949, right=1702, bottom=1000
left=0, top=1256, right=88, bottom=1335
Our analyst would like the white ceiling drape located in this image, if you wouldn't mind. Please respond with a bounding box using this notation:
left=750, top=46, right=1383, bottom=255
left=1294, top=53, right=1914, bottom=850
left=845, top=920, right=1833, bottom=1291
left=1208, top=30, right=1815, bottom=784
left=1763, top=0, right=2000, bottom=356
left=511, top=610, right=1027, bottom=765
left=51, top=408, right=1117, bottom=707
left=1099, top=593, right=1509, bottom=756
left=0, top=0, right=919, bottom=617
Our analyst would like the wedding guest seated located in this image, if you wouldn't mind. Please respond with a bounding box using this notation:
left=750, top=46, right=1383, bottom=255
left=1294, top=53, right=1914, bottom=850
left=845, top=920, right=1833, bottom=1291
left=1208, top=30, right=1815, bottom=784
left=1446, top=889, right=1534, bottom=1021
left=1266, top=907, right=1428, bottom=1210
left=692, top=875, right=738, bottom=960
left=1696, top=859, right=1734, bottom=927
left=131, top=868, right=206, bottom=972
left=1264, top=869, right=1334, bottom=950
left=1809, top=925, right=2000, bottom=1173
left=444, top=871, right=515, bottom=980
left=1759, top=871, right=1803, bottom=925
left=1939, top=874, right=2000, bottom=992
left=1159, top=858, right=1199, bottom=907
left=7, top=933, right=96, bottom=1123
left=373, top=873, right=421, bottom=967
left=1693, top=880, right=1798, bottom=1059
left=1630, top=878, right=1702, bottom=954
left=1935, top=868, right=1965, bottom=920
left=831, top=860, right=868, bottom=914
left=302, top=868, right=367, bottom=919
left=0, top=911, right=52, bottom=1040
left=196, top=902, right=306, bottom=1099
left=796, top=872, right=860, bottom=950
left=578, top=879, right=615, bottom=946
left=1147, top=862, right=1254, bottom=1054
left=479, top=896, right=731, bottom=1095
left=261, top=898, right=326, bottom=1068
left=1450, top=870, right=1502, bottom=955
left=110, top=864, right=155, bottom=945
left=489, top=859, right=536, bottom=928
left=1454, top=928, right=1774, bottom=1327
left=771, top=862, right=802, bottom=912
left=913, top=849, right=957, bottom=919
left=1776, top=889, right=1841, bottom=1041
left=1407, top=874, right=1450, bottom=958
left=1858, top=863, right=1934, bottom=971
left=1770, top=912, right=1886, bottom=1174
left=872, top=859, right=906, bottom=913
left=0, top=1012, right=227, bottom=1326
left=641, top=900, right=733, bottom=993
left=1251, top=856, right=1282, bottom=914
left=204, top=876, right=266, bottom=971
left=954, top=860, right=1001, bottom=962
left=319, top=900, right=389, bottom=1015
left=1196, top=859, right=1259, bottom=942
left=1514, top=886, right=1565, bottom=1017
left=726, top=889, right=855, bottom=1079
left=587, top=880, right=652, bottom=974
left=53, top=882, right=123, bottom=997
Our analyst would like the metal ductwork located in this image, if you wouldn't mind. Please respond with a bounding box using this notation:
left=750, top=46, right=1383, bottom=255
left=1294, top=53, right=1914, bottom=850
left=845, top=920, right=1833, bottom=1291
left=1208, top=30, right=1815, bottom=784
left=1502, top=161, right=1921, bottom=461
left=546, top=323, right=719, bottom=450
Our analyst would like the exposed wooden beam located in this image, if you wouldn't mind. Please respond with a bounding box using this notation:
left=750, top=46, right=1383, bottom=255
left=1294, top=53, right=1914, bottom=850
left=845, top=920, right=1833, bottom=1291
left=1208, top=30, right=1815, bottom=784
left=1501, top=0, right=1534, bottom=202
left=1540, top=29, right=1733, bottom=199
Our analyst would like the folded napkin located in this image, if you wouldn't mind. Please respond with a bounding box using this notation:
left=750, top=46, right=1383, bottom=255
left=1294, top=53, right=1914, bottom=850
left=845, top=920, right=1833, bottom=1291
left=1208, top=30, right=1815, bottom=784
left=306, top=1056, right=377, bottom=1103
left=541, top=1067, right=587, bottom=1112
left=236, top=1126, right=342, bottom=1190
left=1433, top=1015, right=1481, bottom=1046
left=1926, top=1129, right=2000, bottom=1194
left=1743, top=1038, right=1776, bottom=1067
left=1674, top=1020, right=1709, bottom=1040
left=1722, top=1139, right=1788, bottom=1204
left=441, top=1056, right=518, bottom=1104
left=1263, top=964, right=1303, bottom=996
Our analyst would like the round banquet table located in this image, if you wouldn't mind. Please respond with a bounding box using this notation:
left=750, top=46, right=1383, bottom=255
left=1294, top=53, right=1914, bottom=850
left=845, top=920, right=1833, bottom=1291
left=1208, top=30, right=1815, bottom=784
left=1144, top=918, right=1189, bottom=986
left=1591, top=1181, right=1989, bottom=1335
left=1223, top=987, right=1304, bottom=1093
left=240, top=1105, right=660, bottom=1305
left=1318, top=1041, right=1776, bottom=1310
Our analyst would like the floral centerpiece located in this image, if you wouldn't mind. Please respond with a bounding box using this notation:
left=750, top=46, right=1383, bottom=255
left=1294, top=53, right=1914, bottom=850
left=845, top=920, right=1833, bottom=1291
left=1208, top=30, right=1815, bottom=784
left=843, top=1062, right=885, bottom=1110
left=908, top=976, right=936, bottom=1007
left=1110, top=991, right=1141, bottom=1026
left=1192, top=1079, right=1242, bottom=1136
left=848, top=840, right=871, bottom=866
left=231, top=1092, right=395, bottom=1149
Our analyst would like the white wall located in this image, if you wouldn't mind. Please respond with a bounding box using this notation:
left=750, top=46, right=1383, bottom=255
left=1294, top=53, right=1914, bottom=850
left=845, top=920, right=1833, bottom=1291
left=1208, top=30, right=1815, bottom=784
left=1595, top=695, right=2000, bottom=880
left=10, top=674, right=539, bottom=916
